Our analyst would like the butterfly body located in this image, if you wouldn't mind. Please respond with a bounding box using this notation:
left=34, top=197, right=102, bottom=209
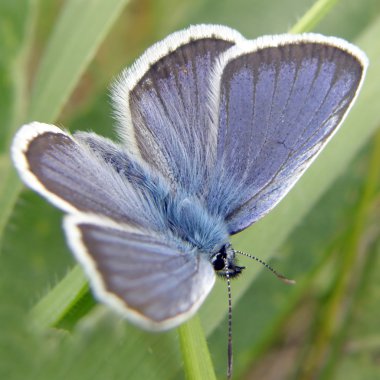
left=80, top=130, right=245, bottom=282
left=76, top=130, right=231, bottom=255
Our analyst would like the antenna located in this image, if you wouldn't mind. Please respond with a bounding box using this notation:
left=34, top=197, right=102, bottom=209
left=224, top=258, right=233, bottom=380
left=221, top=250, right=294, bottom=378
left=235, top=250, right=296, bottom=285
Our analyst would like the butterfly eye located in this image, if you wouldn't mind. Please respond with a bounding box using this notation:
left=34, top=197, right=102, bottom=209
left=211, top=253, right=226, bottom=271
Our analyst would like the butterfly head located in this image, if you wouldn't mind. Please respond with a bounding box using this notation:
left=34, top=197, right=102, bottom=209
left=211, top=244, right=245, bottom=278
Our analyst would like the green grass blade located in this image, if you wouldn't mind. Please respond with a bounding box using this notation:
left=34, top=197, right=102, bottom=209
left=0, top=0, right=38, bottom=243
left=178, top=315, right=217, bottom=380
left=0, top=0, right=129, bottom=245
left=29, top=0, right=129, bottom=122
left=289, top=0, right=341, bottom=34
left=31, top=265, right=88, bottom=331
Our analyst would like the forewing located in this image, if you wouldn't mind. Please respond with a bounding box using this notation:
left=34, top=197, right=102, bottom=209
left=64, top=214, right=215, bottom=330
left=207, top=34, right=368, bottom=234
left=11, top=122, right=165, bottom=228
left=112, top=24, right=244, bottom=193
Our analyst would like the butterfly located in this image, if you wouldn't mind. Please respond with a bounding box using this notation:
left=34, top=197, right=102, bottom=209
left=12, top=24, right=367, bottom=378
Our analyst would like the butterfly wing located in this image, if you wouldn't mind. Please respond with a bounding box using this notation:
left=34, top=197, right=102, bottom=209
left=11, top=122, right=170, bottom=230
left=206, top=34, right=368, bottom=234
left=64, top=214, right=215, bottom=330
left=13, top=123, right=216, bottom=329
left=112, top=24, right=244, bottom=193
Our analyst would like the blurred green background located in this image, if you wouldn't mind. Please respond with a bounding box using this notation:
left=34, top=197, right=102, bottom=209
left=1, top=0, right=380, bottom=379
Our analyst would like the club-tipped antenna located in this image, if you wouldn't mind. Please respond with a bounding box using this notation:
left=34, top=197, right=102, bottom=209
left=235, top=250, right=296, bottom=285
left=224, top=258, right=233, bottom=380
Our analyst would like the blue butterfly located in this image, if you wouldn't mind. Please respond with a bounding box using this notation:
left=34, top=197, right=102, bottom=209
left=12, top=24, right=367, bottom=378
